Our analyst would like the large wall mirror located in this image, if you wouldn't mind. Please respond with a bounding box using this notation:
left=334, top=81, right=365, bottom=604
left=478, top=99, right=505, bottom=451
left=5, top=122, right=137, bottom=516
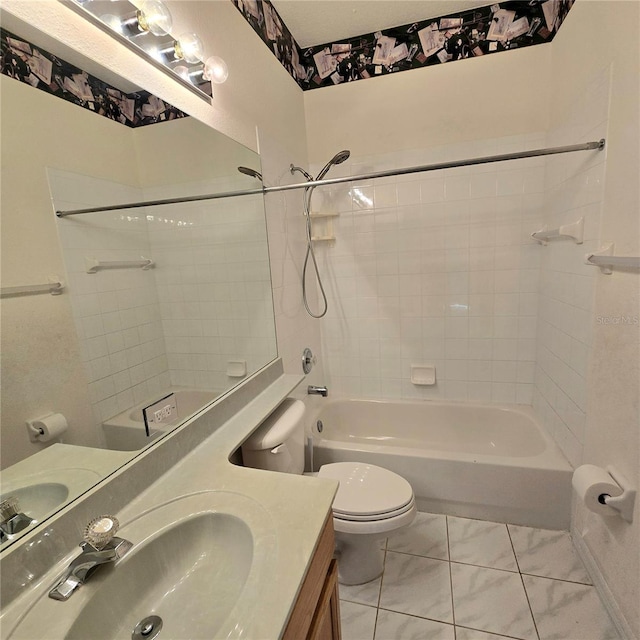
left=0, top=12, right=277, bottom=549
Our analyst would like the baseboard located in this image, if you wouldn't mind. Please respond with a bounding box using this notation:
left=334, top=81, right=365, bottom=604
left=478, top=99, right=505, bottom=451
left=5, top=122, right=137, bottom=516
left=571, top=524, right=636, bottom=640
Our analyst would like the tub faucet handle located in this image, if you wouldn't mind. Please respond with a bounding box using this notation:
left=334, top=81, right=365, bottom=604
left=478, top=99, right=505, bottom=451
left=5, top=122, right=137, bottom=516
left=308, top=385, right=328, bottom=397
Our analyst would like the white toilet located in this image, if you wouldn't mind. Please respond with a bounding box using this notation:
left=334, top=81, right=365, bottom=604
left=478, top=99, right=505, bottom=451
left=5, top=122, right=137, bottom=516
left=241, top=399, right=416, bottom=585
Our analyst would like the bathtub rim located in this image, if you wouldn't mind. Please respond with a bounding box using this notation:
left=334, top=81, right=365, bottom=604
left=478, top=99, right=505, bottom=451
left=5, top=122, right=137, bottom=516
left=308, top=397, right=572, bottom=472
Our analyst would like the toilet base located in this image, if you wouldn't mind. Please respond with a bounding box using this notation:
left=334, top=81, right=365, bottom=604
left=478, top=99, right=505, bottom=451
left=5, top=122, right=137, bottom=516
left=335, top=531, right=384, bottom=585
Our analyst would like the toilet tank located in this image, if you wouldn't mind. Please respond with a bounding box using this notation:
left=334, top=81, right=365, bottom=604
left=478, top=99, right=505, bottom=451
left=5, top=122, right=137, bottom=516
left=241, top=398, right=306, bottom=474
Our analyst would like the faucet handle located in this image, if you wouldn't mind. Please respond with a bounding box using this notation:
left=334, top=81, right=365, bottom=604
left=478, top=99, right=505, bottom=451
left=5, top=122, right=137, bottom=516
left=83, top=515, right=120, bottom=550
left=0, top=497, right=20, bottom=523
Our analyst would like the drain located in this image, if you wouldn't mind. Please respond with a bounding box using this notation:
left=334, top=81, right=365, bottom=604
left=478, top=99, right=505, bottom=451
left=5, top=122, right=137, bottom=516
left=132, top=615, right=163, bottom=640
left=317, top=420, right=323, bottom=433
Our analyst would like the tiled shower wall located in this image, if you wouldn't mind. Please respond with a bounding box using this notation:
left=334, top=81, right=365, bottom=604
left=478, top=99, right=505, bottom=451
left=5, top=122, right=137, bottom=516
left=145, top=180, right=275, bottom=391
left=50, top=170, right=170, bottom=431
left=314, top=134, right=548, bottom=403
left=52, top=171, right=275, bottom=434
left=533, top=66, right=611, bottom=467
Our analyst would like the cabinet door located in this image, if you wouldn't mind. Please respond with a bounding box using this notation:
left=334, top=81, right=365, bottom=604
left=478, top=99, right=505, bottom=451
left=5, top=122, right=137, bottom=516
left=309, top=559, right=341, bottom=640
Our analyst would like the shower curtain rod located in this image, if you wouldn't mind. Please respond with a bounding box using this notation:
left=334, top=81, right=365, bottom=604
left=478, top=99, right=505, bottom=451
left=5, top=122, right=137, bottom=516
left=56, top=139, right=605, bottom=217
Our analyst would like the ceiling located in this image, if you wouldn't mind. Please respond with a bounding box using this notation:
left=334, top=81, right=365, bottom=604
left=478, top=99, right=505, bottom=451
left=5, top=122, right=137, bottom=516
left=270, top=0, right=493, bottom=48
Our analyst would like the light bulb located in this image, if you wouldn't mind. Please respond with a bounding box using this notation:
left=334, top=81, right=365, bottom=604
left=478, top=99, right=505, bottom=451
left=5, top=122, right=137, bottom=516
left=137, top=0, right=172, bottom=36
left=100, top=14, right=123, bottom=33
left=175, top=32, right=204, bottom=63
left=203, top=56, right=228, bottom=84
left=173, top=65, right=191, bottom=82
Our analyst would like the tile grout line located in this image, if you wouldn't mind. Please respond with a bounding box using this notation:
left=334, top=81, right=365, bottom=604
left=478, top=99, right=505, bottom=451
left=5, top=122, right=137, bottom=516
left=456, top=623, right=529, bottom=640
left=446, top=516, right=457, bottom=637
left=371, top=543, right=387, bottom=640
left=506, top=523, right=541, bottom=640
left=519, top=572, right=594, bottom=587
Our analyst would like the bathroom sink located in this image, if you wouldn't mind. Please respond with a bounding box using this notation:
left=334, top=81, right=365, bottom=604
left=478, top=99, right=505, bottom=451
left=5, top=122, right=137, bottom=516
left=1, top=483, right=69, bottom=518
left=6, top=492, right=276, bottom=640
left=0, top=468, right=101, bottom=538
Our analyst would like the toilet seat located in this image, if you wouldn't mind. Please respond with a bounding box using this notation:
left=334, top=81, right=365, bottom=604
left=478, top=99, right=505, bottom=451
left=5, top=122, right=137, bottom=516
left=332, top=499, right=414, bottom=522
left=318, top=462, right=415, bottom=521
left=332, top=498, right=417, bottom=535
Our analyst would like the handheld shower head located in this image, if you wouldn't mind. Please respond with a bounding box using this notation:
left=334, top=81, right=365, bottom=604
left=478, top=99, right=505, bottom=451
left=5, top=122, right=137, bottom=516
left=331, top=150, right=351, bottom=165
left=316, top=149, right=351, bottom=180
left=237, top=166, right=263, bottom=181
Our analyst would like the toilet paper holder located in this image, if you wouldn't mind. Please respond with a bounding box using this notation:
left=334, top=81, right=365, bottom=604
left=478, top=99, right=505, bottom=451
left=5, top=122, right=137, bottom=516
left=26, top=412, right=68, bottom=443
left=600, top=467, right=636, bottom=523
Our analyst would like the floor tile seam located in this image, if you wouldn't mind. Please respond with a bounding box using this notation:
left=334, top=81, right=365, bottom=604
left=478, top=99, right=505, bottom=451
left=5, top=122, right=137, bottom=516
left=505, top=523, right=524, bottom=574
left=376, top=605, right=454, bottom=627
left=520, top=571, right=593, bottom=586
left=376, top=547, right=387, bottom=609
left=372, top=604, right=380, bottom=640
left=449, top=558, right=519, bottom=573
left=517, top=571, right=542, bottom=640
left=377, top=608, right=456, bottom=627
left=504, top=524, right=592, bottom=585
left=455, top=623, right=528, bottom=640
left=385, top=547, right=449, bottom=562
left=446, top=515, right=457, bottom=629
left=506, top=521, right=541, bottom=640
left=339, top=598, right=378, bottom=609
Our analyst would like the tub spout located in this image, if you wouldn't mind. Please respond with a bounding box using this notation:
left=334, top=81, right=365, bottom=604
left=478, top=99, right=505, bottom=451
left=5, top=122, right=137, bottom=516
left=308, top=385, right=328, bottom=397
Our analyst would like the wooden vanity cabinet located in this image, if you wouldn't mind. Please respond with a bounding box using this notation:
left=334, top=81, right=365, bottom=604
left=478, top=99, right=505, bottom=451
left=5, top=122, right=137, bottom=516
left=282, top=513, right=341, bottom=640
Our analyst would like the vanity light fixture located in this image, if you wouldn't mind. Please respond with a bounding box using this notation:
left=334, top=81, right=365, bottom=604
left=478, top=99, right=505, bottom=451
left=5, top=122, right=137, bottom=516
left=64, top=0, right=228, bottom=102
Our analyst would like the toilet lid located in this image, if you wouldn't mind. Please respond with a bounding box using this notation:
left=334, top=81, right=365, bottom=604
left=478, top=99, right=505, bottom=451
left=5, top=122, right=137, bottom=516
left=318, top=462, right=414, bottom=518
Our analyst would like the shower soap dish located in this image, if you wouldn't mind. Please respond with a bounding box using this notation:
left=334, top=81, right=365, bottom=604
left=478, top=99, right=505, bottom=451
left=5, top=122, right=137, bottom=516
left=411, top=365, right=436, bottom=386
left=309, top=211, right=339, bottom=242
left=226, top=360, right=247, bottom=378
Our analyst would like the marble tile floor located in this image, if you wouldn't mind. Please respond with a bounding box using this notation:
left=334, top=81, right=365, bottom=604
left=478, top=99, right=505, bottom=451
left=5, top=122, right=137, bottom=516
left=338, top=512, right=619, bottom=640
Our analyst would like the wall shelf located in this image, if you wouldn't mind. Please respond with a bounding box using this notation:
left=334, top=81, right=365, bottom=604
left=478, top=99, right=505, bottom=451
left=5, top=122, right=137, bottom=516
left=585, top=243, right=640, bottom=274
left=532, top=217, right=584, bottom=245
left=309, top=212, right=339, bottom=218
left=309, top=212, right=339, bottom=243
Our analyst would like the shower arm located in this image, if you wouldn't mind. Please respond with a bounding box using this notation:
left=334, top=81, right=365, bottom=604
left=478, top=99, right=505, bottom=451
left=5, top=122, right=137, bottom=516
left=56, top=140, right=605, bottom=217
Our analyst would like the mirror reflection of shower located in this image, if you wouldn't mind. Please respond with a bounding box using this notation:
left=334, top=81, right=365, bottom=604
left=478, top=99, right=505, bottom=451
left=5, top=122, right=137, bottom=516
left=237, top=166, right=263, bottom=180
left=291, top=149, right=350, bottom=319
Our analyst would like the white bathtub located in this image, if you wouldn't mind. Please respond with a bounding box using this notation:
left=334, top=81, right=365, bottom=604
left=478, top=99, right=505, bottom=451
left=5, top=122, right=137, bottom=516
left=310, top=399, right=572, bottom=529
left=102, top=388, right=219, bottom=451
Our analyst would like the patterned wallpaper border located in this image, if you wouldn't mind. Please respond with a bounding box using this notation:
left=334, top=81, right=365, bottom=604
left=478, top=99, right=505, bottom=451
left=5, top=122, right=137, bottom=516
left=1, top=28, right=187, bottom=128
left=232, top=0, right=575, bottom=91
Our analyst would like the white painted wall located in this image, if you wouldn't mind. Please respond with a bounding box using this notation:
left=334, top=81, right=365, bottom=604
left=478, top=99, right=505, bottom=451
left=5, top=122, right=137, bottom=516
left=0, top=76, right=139, bottom=468
left=548, top=2, right=639, bottom=636
left=304, top=43, right=552, bottom=162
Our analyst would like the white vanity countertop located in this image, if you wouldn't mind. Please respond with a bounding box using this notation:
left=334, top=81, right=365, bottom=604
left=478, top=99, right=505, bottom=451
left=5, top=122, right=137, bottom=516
left=0, top=374, right=337, bottom=639
left=1, top=443, right=132, bottom=482
left=112, top=375, right=339, bottom=639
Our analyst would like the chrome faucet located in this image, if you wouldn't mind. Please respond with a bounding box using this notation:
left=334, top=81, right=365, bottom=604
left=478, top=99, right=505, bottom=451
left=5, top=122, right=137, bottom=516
left=0, top=497, right=34, bottom=543
left=308, top=385, right=328, bottom=397
left=49, top=516, right=132, bottom=601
